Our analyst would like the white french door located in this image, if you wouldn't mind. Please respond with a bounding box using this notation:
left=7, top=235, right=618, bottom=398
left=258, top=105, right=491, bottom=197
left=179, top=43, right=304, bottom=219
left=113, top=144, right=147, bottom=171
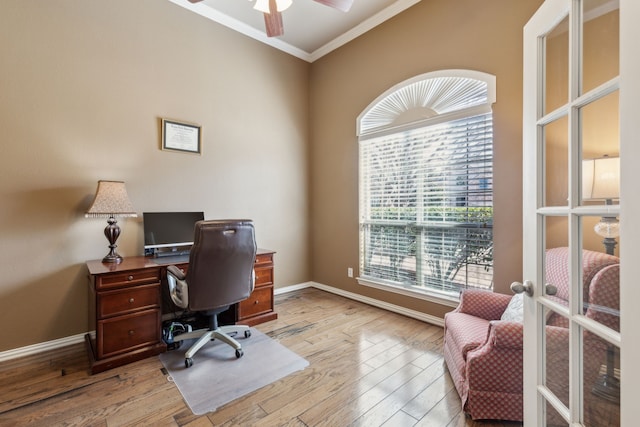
left=522, top=0, right=639, bottom=425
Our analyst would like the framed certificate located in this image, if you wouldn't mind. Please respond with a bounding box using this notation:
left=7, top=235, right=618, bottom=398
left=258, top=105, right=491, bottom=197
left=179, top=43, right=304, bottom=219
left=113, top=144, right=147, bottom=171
left=161, top=118, right=201, bottom=154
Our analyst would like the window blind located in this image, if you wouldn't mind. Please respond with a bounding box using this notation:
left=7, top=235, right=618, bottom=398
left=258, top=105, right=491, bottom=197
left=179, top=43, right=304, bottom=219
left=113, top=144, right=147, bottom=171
left=359, top=113, right=493, bottom=296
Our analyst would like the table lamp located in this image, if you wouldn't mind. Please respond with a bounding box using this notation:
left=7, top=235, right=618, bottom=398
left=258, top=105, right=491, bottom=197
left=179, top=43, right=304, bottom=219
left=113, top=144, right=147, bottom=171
left=85, top=180, right=138, bottom=263
left=582, top=155, right=620, bottom=255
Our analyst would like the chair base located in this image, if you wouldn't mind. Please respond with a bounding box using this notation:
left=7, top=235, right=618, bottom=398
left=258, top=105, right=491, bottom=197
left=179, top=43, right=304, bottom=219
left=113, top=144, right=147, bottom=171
left=173, top=324, right=251, bottom=362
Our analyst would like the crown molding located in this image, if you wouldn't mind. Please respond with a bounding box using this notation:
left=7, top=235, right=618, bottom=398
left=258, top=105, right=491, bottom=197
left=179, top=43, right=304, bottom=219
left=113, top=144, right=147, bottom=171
left=309, top=0, right=421, bottom=62
left=168, top=0, right=421, bottom=63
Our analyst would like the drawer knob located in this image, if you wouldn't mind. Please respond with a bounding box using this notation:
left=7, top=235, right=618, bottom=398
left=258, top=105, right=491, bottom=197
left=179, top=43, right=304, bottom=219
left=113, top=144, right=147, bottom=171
left=128, top=330, right=135, bottom=336
left=254, top=300, right=259, bottom=305
left=129, top=298, right=135, bottom=303
left=127, top=275, right=134, bottom=281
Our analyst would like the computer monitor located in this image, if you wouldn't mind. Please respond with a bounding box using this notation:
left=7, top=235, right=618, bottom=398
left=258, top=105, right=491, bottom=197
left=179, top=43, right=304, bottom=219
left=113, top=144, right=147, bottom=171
left=143, top=211, right=204, bottom=257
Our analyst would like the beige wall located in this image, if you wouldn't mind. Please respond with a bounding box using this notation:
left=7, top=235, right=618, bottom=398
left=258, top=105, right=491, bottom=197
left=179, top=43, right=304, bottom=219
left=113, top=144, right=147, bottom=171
left=309, top=0, right=544, bottom=319
left=0, top=0, right=310, bottom=351
left=1, top=0, right=546, bottom=352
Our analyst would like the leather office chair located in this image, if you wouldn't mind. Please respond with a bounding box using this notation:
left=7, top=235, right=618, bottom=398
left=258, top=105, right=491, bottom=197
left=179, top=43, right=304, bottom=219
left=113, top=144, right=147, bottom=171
left=166, top=219, right=257, bottom=368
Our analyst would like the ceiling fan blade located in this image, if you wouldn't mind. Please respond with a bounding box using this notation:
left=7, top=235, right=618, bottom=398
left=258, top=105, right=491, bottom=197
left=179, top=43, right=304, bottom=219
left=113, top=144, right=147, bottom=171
left=262, top=0, right=284, bottom=37
left=187, top=0, right=203, bottom=3
left=263, top=11, right=284, bottom=37
left=312, top=0, right=354, bottom=13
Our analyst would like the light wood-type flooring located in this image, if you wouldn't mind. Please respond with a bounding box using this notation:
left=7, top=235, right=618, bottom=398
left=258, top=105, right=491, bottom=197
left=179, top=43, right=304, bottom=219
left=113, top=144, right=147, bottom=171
left=0, top=288, right=523, bottom=426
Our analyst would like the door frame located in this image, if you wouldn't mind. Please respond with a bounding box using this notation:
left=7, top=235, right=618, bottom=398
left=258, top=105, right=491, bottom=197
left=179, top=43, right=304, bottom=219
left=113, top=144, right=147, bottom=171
left=619, top=1, right=639, bottom=426
left=522, top=0, right=638, bottom=425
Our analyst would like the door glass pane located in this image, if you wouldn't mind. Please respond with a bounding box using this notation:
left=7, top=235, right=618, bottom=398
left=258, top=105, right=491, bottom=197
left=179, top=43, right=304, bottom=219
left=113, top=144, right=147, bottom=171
left=580, top=91, right=619, bottom=207
left=546, top=399, right=569, bottom=426
left=545, top=216, right=569, bottom=251
left=582, top=0, right=619, bottom=94
left=545, top=14, right=570, bottom=114
left=583, top=332, right=620, bottom=426
left=544, top=116, right=569, bottom=207
left=545, top=304, right=570, bottom=410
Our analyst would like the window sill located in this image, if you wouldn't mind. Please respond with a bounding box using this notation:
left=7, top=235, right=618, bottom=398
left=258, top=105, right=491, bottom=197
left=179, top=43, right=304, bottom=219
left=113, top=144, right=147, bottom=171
left=356, top=276, right=460, bottom=308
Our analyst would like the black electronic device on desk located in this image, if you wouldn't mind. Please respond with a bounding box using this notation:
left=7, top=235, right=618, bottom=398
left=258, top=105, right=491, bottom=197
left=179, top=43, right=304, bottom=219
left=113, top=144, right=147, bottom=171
left=143, top=211, right=204, bottom=258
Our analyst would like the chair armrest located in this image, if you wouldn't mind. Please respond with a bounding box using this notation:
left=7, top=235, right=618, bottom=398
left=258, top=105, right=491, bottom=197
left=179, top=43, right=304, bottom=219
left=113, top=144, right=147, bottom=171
left=586, top=264, right=620, bottom=331
left=489, top=321, right=570, bottom=351
left=166, top=265, right=188, bottom=309
left=455, top=289, right=513, bottom=321
left=167, top=265, right=186, bottom=280
left=466, top=321, right=523, bottom=395
left=487, top=321, right=570, bottom=351
left=488, top=320, right=523, bottom=349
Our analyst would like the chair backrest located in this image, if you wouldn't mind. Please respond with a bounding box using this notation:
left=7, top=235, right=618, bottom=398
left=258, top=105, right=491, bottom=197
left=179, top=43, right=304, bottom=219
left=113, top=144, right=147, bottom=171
left=545, top=247, right=619, bottom=327
left=545, top=247, right=618, bottom=302
left=185, top=219, right=257, bottom=312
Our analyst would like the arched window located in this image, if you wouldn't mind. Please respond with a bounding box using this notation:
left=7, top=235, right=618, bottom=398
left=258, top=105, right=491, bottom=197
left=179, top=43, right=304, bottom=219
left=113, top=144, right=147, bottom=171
left=357, top=70, right=496, bottom=303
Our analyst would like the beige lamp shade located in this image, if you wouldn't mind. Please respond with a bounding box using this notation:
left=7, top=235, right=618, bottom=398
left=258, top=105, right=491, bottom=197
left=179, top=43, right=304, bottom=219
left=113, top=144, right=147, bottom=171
left=582, top=156, right=620, bottom=201
left=85, top=180, right=138, bottom=218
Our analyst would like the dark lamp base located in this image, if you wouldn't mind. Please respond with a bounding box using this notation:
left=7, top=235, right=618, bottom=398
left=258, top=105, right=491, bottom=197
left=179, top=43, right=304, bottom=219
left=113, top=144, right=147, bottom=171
left=102, top=217, right=123, bottom=263
left=102, top=252, right=123, bottom=263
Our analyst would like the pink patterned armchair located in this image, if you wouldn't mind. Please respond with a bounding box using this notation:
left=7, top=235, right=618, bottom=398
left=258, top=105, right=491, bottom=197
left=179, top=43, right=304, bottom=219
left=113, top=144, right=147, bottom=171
left=443, top=247, right=619, bottom=421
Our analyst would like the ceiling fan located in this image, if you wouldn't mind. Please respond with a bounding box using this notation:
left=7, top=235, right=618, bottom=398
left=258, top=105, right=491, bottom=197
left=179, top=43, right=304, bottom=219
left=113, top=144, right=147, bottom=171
left=188, top=0, right=354, bottom=37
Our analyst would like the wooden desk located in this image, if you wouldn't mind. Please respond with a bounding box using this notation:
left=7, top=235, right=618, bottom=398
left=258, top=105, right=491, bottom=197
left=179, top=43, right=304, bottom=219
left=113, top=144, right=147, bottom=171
left=85, top=249, right=276, bottom=374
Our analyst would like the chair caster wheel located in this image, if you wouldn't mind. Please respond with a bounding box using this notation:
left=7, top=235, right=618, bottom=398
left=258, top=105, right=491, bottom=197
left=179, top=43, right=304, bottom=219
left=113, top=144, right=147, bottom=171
left=244, top=330, right=251, bottom=338
left=235, top=349, right=243, bottom=358
left=185, top=358, right=194, bottom=368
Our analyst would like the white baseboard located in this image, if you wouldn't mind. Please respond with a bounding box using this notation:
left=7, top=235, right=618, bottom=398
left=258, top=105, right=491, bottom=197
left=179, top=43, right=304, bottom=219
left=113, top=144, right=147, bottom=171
left=276, top=281, right=445, bottom=327
left=0, top=282, right=444, bottom=362
left=274, top=281, right=314, bottom=295
left=0, top=333, right=88, bottom=363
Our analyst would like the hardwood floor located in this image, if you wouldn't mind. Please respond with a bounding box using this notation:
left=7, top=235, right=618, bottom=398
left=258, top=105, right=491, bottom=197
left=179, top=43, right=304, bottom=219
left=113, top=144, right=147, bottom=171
left=0, top=288, right=523, bottom=426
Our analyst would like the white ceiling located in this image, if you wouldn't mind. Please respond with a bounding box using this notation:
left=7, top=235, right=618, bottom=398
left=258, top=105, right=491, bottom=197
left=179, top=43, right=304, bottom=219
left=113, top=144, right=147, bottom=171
left=168, top=0, right=421, bottom=62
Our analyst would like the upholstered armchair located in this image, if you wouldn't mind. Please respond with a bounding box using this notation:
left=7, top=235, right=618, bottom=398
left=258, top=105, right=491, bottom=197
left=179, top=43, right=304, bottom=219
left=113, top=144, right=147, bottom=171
left=443, top=247, right=619, bottom=421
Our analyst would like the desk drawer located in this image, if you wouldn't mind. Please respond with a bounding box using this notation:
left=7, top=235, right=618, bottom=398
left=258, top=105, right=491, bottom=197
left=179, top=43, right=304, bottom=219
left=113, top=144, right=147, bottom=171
left=96, top=269, right=161, bottom=290
left=255, top=253, right=273, bottom=266
left=97, top=283, right=160, bottom=319
left=98, top=310, right=160, bottom=358
left=239, top=286, right=272, bottom=318
left=254, top=267, right=273, bottom=287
